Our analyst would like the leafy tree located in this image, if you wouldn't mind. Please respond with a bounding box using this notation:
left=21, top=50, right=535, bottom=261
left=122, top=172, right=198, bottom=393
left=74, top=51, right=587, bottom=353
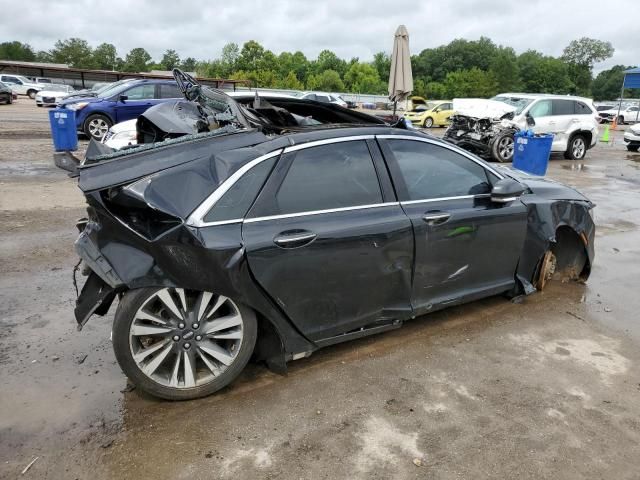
left=344, top=63, right=385, bottom=93
left=50, top=38, right=95, bottom=68
left=0, top=41, right=36, bottom=61
left=372, top=52, right=391, bottom=84
left=160, top=49, right=180, bottom=70
left=92, top=43, right=118, bottom=70
left=490, top=47, right=520, bottom=93
left=425, top=81, right=447, bottom=99
left=315, top=49, right=347, bottom=76
left=278, top=71, right=304, bottom=90
left=307, top=69, right=345, bottom=91
left=517, top=50, right=574, bottom=94
left=562, top=38, right=614, bottom=69
left=123, top=47, right=152, bottom=72
left=237, top=40, right=265, bottom=72
left=220, top=42, right=240, bottom=76
left=181, top=57, right=197, bottom=72
left=442, top=68, right=498, bottom=98
left=592, top=65, right=635, bottom=101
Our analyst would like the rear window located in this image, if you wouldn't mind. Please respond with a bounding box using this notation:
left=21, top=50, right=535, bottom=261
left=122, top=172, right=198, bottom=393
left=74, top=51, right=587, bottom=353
left=551, top=99, right=575, bottom=116
left=575, top=101, right=593, bottom=115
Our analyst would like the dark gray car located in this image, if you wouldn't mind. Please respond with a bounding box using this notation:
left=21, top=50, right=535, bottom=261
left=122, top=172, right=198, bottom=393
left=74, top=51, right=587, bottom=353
left=66, top=123, right=595, bottom=400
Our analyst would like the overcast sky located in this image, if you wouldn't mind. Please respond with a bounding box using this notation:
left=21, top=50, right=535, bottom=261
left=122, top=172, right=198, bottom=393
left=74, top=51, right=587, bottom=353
left=1, top=0, right=637, bottom=71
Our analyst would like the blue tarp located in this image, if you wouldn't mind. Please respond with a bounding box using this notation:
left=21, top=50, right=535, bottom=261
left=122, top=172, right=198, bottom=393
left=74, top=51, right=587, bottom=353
left=623, top=67, right=640, bottom=89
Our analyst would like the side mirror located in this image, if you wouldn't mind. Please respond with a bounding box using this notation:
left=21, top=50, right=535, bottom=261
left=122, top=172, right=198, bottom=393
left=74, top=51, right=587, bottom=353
left=491, top=178, right=526, bottom=204
left=526, top=114, right=535, bottom=127
left=119, top=95, right=128, bottom=102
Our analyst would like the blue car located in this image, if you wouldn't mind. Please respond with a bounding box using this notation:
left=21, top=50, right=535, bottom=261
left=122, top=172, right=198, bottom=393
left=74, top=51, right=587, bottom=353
left=59, top=79, right=182, bottom=140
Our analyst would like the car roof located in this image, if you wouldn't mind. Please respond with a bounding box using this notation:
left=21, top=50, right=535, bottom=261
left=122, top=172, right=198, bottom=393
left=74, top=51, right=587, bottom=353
left=497, top=92, right=594, bottom=102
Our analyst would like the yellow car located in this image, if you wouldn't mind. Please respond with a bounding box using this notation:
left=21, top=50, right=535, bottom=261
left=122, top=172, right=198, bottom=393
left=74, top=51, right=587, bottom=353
left=403, top=100, right=454, bottom=128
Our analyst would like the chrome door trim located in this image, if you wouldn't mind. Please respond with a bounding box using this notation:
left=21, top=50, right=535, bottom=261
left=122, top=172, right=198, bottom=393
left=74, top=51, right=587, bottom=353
left=186, top=149, right=283, bottom=228
left=375, top=134, right=505, bottom=180
left=283, top=135, right=375, bottom=153
left=244, top=202, right=400, bottom=224
left=400, top=194, right=491, bottom=206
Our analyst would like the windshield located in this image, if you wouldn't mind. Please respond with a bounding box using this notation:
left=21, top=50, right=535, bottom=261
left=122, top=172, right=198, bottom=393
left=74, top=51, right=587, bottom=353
left=45, top=84, right=72, bottom=92
left=96, top=80, right=136, bottom=99
left=491, top=95, right=534, bottom=114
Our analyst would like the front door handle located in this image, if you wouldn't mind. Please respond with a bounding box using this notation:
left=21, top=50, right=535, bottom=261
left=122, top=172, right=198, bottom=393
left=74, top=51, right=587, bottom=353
left=422, top=212, right=451, bottom=225
left=273, top=231, right=317, bottom=248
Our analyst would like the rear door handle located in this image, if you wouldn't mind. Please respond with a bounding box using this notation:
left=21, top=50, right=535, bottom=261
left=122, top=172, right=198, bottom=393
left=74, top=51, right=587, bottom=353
left=273, top=231, right=317, bottom=248
left=422, top=212, right=451, bottom=225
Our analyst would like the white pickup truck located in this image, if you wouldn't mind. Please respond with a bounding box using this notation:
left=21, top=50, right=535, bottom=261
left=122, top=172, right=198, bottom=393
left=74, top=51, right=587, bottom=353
left=0, top=74, right=42, bottom=99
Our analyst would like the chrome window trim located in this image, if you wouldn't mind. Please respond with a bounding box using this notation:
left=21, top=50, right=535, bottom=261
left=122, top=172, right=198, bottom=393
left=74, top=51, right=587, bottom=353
left=375, top=134, right=505, bottom=180
left=400, top=194, right=490, bottom=206
left=283, top=135, right=375, bottom=153
left=186, top=149, right=283, bottom=227
left=244, top=202, right=400, bottom=224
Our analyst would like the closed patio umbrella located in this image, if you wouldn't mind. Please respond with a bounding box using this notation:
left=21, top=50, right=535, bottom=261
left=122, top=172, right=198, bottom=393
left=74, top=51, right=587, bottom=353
left=388, top=25, right=413, bottom=121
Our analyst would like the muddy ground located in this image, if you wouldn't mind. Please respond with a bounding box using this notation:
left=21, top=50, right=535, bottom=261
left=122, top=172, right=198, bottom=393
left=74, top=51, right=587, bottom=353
left=1, top=100, right=639, bottom=479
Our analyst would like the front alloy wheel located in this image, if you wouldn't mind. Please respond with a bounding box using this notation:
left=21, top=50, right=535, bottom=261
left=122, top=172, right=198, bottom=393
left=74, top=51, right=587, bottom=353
left=84, top=114, right=111, bottom=140
left=112, top=287, right=257, bottom=400
left=492, top=132, right=515, bottom=162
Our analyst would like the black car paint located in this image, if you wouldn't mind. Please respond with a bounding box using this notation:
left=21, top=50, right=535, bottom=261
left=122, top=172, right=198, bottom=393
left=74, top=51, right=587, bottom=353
left=72, top=126, right=595, bottom=368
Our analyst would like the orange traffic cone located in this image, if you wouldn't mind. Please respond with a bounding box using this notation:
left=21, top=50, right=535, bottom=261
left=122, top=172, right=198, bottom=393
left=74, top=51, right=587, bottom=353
left=611, top=117, right=618, bottom=130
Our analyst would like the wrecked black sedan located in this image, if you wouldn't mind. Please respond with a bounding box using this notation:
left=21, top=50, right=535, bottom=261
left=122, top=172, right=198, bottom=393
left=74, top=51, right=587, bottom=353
left=64, top=73, right=595, bottom=400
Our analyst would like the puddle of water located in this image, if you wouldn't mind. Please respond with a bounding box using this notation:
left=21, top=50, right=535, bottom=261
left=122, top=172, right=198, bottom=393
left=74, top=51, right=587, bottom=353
left=626, top=154, right=640, bottom=162
left=561, top=163, right=589, bottom=171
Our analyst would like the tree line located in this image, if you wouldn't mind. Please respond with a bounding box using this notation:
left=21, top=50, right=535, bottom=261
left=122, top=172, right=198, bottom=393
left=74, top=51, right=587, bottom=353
left=0, top=37, right=634, bottom=100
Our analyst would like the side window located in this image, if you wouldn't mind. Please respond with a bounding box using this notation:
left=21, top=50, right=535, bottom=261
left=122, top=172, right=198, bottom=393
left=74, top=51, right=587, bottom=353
left=305, top=94, right=317, bottom=101
left=3, top=76, right=21, bottom=84
left=317, top=95, right=330, bottom=103
left=123, top=84, right=156, bottom=100
left=203, top=157, right=276, bottom=223
left=441, top=103, right=453, bottom=110
left=159, top=84, right=181, bottom=99
left=574, top=102, right=592, bottom=115
left=387, top=140, right=493, bottom=200
left=552, top=99, right=575, bottom=116
left=273, top=141, right=382, bottom=215
left=528, top=100, right=552, bottom=118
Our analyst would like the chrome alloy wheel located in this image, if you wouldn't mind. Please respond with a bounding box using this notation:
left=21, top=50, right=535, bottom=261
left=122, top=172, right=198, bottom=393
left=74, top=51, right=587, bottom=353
left=498, top=136, right=515, bottom=161
left=572, top=137, right=586, bottom=159
left=88, top=118, right=109, bottom=139
left=129, top=288, right=244, bottom=389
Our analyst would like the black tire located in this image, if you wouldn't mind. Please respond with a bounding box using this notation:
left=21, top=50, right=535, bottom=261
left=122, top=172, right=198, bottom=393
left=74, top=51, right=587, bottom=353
left=564, top=134, right=587, bottom=160
left=423, top=117, right=434, bottom=128
left=490, top=131, right=515, bottom=162
left=27, top=89, right=37, bottom=99
left=627, top=145, right=640, bottom=152
left=112, top=287, right=258, bottom=401
left=36, top=104, right=43, bottom=107
left=83, top=113, right=112, bottom=141
left=617, top=115, right=625, bottom=125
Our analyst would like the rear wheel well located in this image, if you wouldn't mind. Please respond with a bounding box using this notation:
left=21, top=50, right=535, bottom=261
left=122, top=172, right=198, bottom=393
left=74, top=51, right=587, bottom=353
left=253, top=312, right=287, bottom=373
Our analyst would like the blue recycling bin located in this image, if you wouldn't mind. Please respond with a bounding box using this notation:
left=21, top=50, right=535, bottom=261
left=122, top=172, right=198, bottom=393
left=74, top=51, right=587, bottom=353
left=512, top=131, right=553, bottom=176
left=48, top=108, right=78, bottom=151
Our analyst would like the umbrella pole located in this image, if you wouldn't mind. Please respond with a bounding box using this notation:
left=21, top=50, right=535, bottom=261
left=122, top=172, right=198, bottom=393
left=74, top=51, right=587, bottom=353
left=393, top=101, right=397, bottom=122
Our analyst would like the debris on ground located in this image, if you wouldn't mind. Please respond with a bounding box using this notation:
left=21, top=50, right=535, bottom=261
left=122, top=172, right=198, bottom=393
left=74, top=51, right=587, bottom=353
left=21, top=456, right=38, bottom=475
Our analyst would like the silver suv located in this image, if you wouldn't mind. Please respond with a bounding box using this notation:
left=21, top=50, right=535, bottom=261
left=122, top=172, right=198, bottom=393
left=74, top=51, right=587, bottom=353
left=445, top=93, right=600, bottom=162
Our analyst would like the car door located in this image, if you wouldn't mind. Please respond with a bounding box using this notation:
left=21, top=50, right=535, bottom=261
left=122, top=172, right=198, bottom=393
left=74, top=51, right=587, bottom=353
left=550, top=99, right=578, bottom=149
left=113, top=83, right=158, bottom=122
left=378, top=136, right=528, bottom=315
left=435, top=102, right=454, bottom=125
left=242, top=138, right=414, bottom=341
left=526, top=99, right=563, bottom=150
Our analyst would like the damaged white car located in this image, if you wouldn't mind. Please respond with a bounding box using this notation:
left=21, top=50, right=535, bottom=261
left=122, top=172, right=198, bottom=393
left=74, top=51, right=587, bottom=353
left=444, top=94, right=600, bottom=162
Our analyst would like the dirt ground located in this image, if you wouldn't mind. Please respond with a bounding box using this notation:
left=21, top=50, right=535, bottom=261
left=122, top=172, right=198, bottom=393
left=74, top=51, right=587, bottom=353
left=1, top=100, right=640, bottom=479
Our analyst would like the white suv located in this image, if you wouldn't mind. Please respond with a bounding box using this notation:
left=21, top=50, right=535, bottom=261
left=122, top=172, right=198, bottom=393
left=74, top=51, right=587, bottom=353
left=446, top=94, right=600, bottom=162
left=0, top=74, right=42, bottom=99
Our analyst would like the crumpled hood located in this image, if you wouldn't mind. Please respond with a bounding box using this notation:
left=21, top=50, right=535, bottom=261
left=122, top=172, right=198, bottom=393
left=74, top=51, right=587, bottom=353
left=452, top=99, right=516, bottom=119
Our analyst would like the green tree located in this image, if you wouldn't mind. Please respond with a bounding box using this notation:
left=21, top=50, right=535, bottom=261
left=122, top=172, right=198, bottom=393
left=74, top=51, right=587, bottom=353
left=518, top=50, right=574, bottom=94
left=307, top=69, right=345, bottom=91
left=562, top=38, right=614, bottom=68
left=220, top=42, right=240, bottom=76
left=123, top=47, right=152, bottom=72
left=160, top=49, right=180, bottom=70
left=0, top=41, right=36, bottom=61
left=92, top=43, right=118, bottom=70
left=237, top=40, right=265, bottom=71
left=315, top=49, right=347, bottom=76
left=344, top=63, right=385, bottom=93
left=181, top=57, right=197, bottom=72
left=278, top=70, right=304, bottom=90
left=490, top=47, right=520, bottom=92
left=442, top=68, right=498, bottom=98
left=50, top=38, right=95, bottom=68
left=372, top=52, right=391, bottom=85
left=592, top=65, right=635, bottom=101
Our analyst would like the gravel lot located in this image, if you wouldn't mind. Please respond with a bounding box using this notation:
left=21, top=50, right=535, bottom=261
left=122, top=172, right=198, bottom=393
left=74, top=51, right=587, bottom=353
left=1, top=99, right=640, bottom=479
